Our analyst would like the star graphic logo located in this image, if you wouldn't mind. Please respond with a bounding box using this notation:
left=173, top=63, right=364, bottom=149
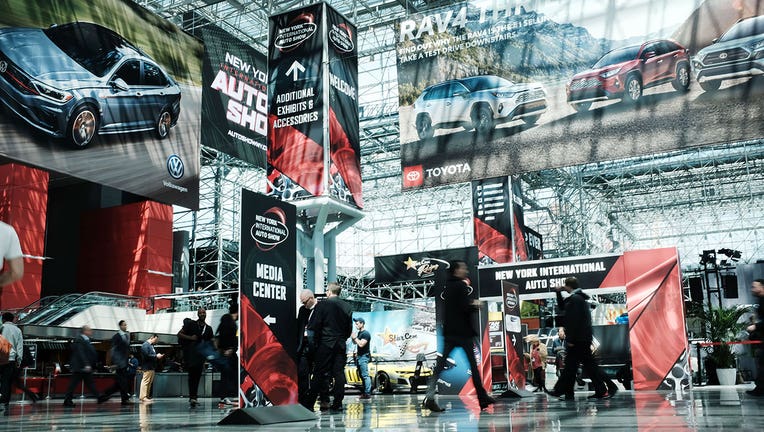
left=377, top=327, right=397, bottom=346
left=403, top=257, right=418, bottom=270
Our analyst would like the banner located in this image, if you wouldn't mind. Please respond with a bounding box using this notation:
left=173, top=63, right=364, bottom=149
left=374, top=246, right=478, bottom=284
left=524, top=227, right=543, bottom=261
left=267, top=2, right=362, bottom=208
left=349, top=310, right=436, bottom=361
left=0, top=0, right=201, bottom=208
left=472, top=176, right=530, bottom=264
left=397, top=0, right=764, bottom=189
left=239, top=189, right=298, bottom=405
left=502, top=282, right=526, bottom=388
left=201, top=26, right=268, bottom=166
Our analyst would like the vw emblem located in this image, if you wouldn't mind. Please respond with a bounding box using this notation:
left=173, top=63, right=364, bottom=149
left=0, top=61, right=7, bottom=73
left=719, top=52, right=728, bottom=59
left=166, top=154, right=184, bottom=179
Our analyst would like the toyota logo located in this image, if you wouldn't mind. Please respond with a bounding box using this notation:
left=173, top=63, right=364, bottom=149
left=719, top=52, right=728, bottom=59
left=406, top=170, right=421, bottom=182
left=166, top=154, right=184, bottom=179
left=0, top=61, right=7, bottom=73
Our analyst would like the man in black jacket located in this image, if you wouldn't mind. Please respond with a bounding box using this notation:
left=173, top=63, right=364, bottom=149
left=422, top=261, right=494, bottom=412
left=746, top=279, right=764, bottom=396
left=306, top=283, right=352, bottom=412
left=296, top=289, right=317, bottom=409
left=99, top=320, right=131, bottom=404
left=548, top=277, right=610, bottom=399
left=63, top=326, right=102, bottom=406
left=177, top=308, right=214, bottom=407
left=215, top=305, right=239, bottom=406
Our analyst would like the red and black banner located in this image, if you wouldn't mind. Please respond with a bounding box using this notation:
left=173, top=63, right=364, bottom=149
left=472, top=177, right=530, bottom=264
left=201, top=26, right=268, bottom=167
left=267, top=2, right=362, bottom=208
left=239, top=189, right=298, bottom=405
left=524, top=227, right=543, bottom=261
left=374, top=246, right=478, bottom=285
left=502, top=282, right=526, bottom=388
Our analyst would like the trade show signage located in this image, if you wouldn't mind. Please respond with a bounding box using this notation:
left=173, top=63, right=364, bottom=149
left=374, top=246, right=478, bottom=284
left=397, top=0, right=764, bottom=189
left=239, top=189, right=298, bottom=405
left=201, top=26, right=268, bottom=167
left=267, top=2, right=363, bottom=208
left=502, top=282, right=526, bottom=388
left=349, top=310, right=437, bottom=361
left=472, top=176, right=530, bottom=263
left=524, top=227, right=543, bottom=261
left=0, top=0, right=202, bottom=209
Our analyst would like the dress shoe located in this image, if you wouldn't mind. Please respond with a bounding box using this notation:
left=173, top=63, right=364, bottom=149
left=359, top=393, right=371, bottom=400
left=189, top=399, right=199, bottom=407
left=422, top=397, right=445, bottom=412
left=97, top=395, right=109, bottom=404
left=587, top=392, right=611, bottom=400
left=479, top=395, right=497, bottom=410
left=545, top=389, right=574, bottom=400
left=319, top=401, right=331, bottom=411
left=121, top=400, right=133, bottom=405
left=63, top=400, right=75, bottom=407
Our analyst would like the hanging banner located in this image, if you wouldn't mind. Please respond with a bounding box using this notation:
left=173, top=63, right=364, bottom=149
left=397, top=0, right=764, bottom=189
left=472, top=176, right=530, bottom=264
left=267, top=2, right=362, bottom=208
left=374, top=246, right=478, bottom=285
left=0, top=0, right=202, bottom=209
left=201, top=26, right=268, bottom=166
left=239, top=189, right=298, bottom=405
left=502, top=282, right=526, bottom=389
left=524, top=227, right=543, bottom=261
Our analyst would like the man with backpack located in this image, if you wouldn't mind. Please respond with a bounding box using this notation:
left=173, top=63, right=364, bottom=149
left=1, top=312, right=38, bottom=412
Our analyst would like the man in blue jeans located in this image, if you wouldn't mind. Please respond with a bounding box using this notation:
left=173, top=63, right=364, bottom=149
left=352, top=317, right=372, bottom=399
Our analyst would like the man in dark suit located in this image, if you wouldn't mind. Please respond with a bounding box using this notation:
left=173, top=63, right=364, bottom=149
left=63, top=326, right=102, bottom=407
left=177, top=308, right=213, bottom=407
left=306, top=283, right=352, bottom=412
left=296, top=289, right=317, bottom=410
left=99, top=320, right=131, bottom=404
left=422, top=261, right=494, bottom=412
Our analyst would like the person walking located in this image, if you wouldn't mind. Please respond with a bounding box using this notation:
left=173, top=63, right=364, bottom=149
left=526, top=334, right=548, bottom=392
left=177, top=308, right=213, bottom=407
left=296, top=289, right=317, bottom=409
left=63, top=326, right=102, bottom=407
left=422, top=261, right=495, bottom=412
left=215, top=305, right=238, bottom=407
left=351, top=317, right=372, bottom=400
left=306, top=282, right=353, bottom=412
left=126, top=353, right=139, bottom=397
left=139, top=334, right=162, bottom=402
left=547, top=277, right=612, bottom=400
left=99, top=320, right=131, bottom=405
left=746, top=279, right=764, bottom=396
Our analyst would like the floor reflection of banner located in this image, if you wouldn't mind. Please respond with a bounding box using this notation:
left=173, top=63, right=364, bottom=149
left=502, top=281, right=525, bottom=388
left=239, top=189, right=298, bottom=406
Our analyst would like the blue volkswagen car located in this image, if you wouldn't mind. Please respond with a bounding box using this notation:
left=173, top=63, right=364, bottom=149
left=0, top=22, right=181, bottom=148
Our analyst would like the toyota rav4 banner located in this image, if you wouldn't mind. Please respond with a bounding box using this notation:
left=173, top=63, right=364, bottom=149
left=239, top=189, right=298, bottom=406
left=267, top=2, right=363, bottom=208
left=397, top=0, right=764, bottom=190
left=0, top=0, right=201, bottom=208
left=201, top=26, right=267, bottom=167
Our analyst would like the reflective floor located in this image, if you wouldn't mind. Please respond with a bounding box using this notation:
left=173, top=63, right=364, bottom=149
left=1, top=386, right=763, bottom=431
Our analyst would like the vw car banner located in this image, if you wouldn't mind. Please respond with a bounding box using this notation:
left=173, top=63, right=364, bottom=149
left=397, top=0, right=764, bottom=190
left=0, top=0, right=202, bottom=208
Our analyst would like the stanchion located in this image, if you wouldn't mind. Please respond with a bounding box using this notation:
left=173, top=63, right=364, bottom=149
left=46, top=373, right=53, bottom=400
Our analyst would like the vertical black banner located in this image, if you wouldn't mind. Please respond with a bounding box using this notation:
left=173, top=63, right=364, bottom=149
left=268, top=4, right=325, bottom=198
left=502, top=281, right=526, bottom=388
left=472, top=177, right=512, bottom=264
left=239, top=189, right=298, bottom=405
left=201, top=26, right=268, bottom=166
left=326, top=5, right=363, bottom=208
left=525, top=227, right=544, bottom=261
left=511, top=177, right=529, bottom=261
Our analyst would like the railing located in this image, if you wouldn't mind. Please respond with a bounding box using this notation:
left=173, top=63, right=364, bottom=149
left=18, top=292, right=149, bottom=326
left=151, top=289, right=238, bottom=313
left=8, top=296, right=60, bottom=319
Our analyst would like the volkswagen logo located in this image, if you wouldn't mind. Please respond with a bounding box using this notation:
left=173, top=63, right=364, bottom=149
left=166, top=154, right=184, bottom=179
left=719, top=52, right=728, bottom=59
left=0, top=61, right=7, bottom=73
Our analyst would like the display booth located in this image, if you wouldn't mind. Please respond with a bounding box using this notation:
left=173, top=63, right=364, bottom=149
left=479, top=247, right=690, bottom=391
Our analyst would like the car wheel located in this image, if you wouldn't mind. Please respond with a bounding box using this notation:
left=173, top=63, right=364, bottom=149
left=625, top=75, right=642, bottom=103
left=471, top=104, right=494, bottom=135
left=571, top=101, right=592, bottom=112
left=67, top=105, right=98, bottom=149
left=156, top=109, right=172, bottom=139
left=376, top=372, right=392, bottom=394
left=671, top=63, right=691, bottom=92
left=416, top=114, right=434, bottom=139
left=699, top=80, right=721, bottom=92
left=522, top=114, right=541, bottom=125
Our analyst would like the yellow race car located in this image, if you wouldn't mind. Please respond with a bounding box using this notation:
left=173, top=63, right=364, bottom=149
left=345, top=355, right=432, bottom=393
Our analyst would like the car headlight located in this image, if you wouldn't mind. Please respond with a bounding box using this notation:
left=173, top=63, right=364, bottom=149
left=750, top=40, right=764, bottom=50
left=33, top=81, right=73, bottom=103
left=600, top=68, right=621, bottom=79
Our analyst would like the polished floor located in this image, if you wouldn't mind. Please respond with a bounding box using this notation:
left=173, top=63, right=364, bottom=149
left=1, top=386, right=763, bottom=431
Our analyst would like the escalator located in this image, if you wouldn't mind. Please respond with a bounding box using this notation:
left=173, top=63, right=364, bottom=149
left=18, top=292, right=148, bottom=327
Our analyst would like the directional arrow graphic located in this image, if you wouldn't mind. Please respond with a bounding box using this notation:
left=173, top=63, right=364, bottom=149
left=285, top=60, right=305, bottom=81
left=263, top=315, right=277, bottom=326
left=511, top=335, right=517, bottom=346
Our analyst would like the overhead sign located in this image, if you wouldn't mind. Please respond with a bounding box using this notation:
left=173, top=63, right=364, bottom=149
left=502, top=282, right=525, bottom=388
left=267, top=2, right=363, bottom=208
left=472, top=176, right=530, bottom=264
left=0, top=0, right=202, bottom=208
left=239, top=189, right=298, bottom=406
left=396, top=0, right=764, bottom=189
left=201, top=26, right=268, bottom=167
left=374, top=246, right=478, bottom=285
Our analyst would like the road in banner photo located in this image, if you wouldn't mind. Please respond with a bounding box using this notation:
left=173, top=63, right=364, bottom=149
left=0, top=85, right=201, bottom=206
left=400, top=76, right=764, bottom=182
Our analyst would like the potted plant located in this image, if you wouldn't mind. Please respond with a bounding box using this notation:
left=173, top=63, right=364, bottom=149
left=691, top=304, right=751, bottom=385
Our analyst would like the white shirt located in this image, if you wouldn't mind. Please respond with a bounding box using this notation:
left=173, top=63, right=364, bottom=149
left=1, top=322, right=23, bottom=364
left=0, top=222, right=23, bottom=272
